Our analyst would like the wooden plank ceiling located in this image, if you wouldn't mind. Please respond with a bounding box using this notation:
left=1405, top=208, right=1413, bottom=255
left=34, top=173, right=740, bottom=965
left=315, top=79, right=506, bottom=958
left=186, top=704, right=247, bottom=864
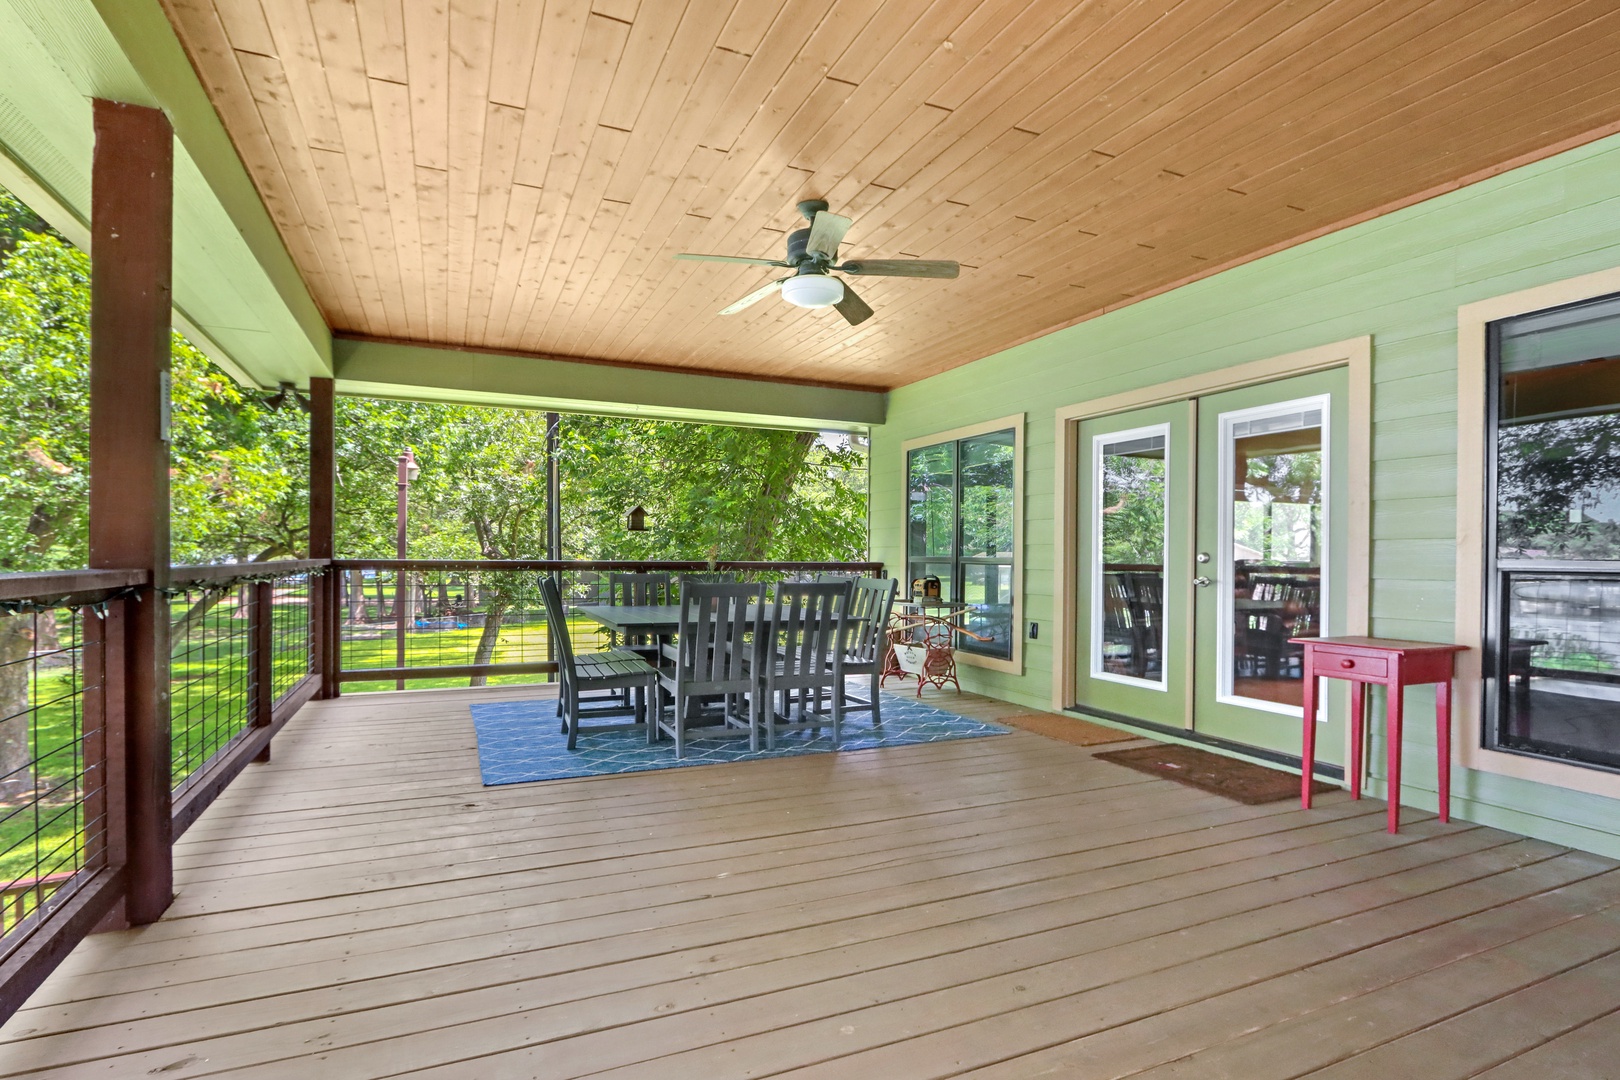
left=161, top=0, right=1620, bottom=391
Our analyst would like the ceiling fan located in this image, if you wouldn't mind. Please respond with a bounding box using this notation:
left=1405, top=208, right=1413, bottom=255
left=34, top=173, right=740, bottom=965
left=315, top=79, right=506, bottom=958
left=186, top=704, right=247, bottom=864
left=674, top=200, right=959, bottom=326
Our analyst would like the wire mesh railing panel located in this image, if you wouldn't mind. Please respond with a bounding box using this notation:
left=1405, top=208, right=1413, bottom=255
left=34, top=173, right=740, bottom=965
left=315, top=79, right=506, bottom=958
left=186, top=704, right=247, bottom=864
left=269, top=575, right=314, bottom=704
left=338, top=568, right=578, bottom=692
left=169, top=583, right=254, bottom=791
left=0, top=603, right=105, bottom=949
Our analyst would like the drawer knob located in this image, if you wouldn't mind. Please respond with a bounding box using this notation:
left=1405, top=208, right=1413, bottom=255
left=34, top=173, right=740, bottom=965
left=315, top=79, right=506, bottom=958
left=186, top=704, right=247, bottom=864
left=1339, top=658, right=1355, bottom=669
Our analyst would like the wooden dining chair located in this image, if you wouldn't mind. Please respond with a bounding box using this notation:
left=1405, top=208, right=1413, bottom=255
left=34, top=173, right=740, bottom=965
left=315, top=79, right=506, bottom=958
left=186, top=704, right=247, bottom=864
left=839, top=577, right=898, bottom=724
left=606, top=572, right=673, bottom=699
left=655, top=581, right=764, bottom=757
left=541, top=577, right=658, bottom=750
left=755, top=580, right=851, bottom=750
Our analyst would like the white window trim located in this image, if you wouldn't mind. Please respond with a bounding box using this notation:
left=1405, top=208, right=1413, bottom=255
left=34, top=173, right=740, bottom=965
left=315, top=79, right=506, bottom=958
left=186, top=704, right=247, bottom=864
left=1457, top=266, right=1620, bottom=800
left=1090, top=422, right=1172, bottom=692
left=901, top=413, right=1025, bottom=675
left=1212, top=394, right=1332, bottom=720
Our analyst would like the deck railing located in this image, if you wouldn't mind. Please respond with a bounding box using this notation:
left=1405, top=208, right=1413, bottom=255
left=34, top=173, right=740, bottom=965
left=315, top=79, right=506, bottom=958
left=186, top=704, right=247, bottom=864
left=0, top=556, right=883, bottom=1019
left=0, top=568, right=146, bottom=1014
left=167, top=561, right=327, bottom=836
left=332, top=560, right=885, bottom=690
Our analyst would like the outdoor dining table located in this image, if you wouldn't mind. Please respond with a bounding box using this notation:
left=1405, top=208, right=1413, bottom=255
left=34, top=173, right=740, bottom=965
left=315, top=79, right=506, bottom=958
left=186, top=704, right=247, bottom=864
left=574, top=603, right=767, bottom=638
left=575, top=603, right=871, bottom=640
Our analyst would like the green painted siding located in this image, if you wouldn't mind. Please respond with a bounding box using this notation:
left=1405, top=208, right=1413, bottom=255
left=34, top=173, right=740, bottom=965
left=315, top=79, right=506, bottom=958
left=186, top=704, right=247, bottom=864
left=871, top=131, right=1620, bottom=858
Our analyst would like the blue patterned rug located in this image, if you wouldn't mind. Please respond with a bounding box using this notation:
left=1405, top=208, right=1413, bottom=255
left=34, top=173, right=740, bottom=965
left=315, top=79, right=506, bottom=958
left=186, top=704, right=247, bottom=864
left=469, top=689, right=1010, bottom=786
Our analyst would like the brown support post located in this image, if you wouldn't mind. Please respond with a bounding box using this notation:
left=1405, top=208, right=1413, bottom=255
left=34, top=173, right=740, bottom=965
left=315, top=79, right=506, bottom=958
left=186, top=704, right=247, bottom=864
left=250, top=581, right=274, bottom=762
left=309, top=378, right=338, bottom=698
left=88, top=99, right=174, bottom=927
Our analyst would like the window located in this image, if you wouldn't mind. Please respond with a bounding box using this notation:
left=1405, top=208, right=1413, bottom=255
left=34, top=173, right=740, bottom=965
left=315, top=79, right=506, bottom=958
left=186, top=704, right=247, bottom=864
left=1486, top=292, right=1620, bottom=771
left=906, top=423, right=1019, bottom=661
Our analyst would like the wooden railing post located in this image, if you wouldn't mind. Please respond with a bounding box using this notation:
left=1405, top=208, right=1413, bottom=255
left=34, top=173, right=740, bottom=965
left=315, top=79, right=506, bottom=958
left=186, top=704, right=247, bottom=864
left=84, top=598, right=128, bottom=933
left=250, top=581, right=274, bottom=763
left=88, top=99, right=174, bottom=927
left=310, top=377, right=337, bottom=699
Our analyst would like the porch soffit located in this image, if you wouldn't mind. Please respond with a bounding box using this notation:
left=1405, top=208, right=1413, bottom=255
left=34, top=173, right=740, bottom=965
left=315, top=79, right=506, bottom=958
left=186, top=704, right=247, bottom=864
left=151, top=0, right=1620, bottom=393
left=0, top=0, right=330, bottom=385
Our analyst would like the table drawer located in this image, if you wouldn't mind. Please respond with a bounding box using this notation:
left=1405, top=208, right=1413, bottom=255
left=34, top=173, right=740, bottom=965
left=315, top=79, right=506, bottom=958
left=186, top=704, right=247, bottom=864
left=1319, top=652, right=1388, bottom=678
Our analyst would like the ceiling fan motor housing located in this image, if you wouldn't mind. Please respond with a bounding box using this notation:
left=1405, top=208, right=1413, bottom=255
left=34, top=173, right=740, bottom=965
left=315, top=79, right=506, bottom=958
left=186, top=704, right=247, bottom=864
left=785, top=227, right=820, bottom=268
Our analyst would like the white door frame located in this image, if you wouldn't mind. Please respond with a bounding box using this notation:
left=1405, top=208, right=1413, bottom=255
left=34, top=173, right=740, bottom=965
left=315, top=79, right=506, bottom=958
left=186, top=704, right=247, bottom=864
left=1051, top=337, right=1372, bottom=732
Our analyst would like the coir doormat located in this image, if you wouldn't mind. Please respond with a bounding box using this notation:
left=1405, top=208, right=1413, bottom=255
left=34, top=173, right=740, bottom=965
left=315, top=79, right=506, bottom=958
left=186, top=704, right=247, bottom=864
left=1093, top=743, right=1336, bottom=805
left=996, top=712, right=1136, bottom=748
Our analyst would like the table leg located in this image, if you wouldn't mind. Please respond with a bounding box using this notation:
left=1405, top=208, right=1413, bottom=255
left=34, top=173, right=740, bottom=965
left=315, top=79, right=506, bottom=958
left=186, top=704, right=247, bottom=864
left=1301, top=653, right=1318, bottom=810
left=1349, top=680, right=1365, bottom=801
left=1386, top=682, right=1405, bottom=834
left=1436, top=676, right=1452, bottom=824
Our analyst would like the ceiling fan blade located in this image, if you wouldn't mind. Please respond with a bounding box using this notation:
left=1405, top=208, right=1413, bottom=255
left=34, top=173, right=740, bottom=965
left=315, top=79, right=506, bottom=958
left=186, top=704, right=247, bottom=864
left=673, top=254, right=793, bottom=268
left=836, top=259, right=959, bottom=279
left=833, top=281, right=874, bottom=326
left=806, top=211, right=852, bottom=259
left=719, top=276, right=790, bottom=315
left=675, top=253, right=791, bottom=266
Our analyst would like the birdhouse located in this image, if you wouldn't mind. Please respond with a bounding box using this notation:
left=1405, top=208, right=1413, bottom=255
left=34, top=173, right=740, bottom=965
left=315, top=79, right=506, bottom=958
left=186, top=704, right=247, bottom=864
left=626, top=505, right=648, bottom=532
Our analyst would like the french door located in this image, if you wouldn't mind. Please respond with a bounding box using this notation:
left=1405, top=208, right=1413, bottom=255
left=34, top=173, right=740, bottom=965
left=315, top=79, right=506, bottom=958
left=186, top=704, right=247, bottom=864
left=1075, top=369, right=1350, bottom=766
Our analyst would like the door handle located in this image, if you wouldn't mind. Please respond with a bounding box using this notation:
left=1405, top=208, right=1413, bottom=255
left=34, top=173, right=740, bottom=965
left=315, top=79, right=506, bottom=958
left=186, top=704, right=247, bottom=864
left=1192, top=576, right=1212, bottom=588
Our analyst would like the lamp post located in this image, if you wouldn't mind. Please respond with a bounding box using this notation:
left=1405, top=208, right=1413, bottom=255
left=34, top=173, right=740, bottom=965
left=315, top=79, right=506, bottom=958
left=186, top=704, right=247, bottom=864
left=395, top=449, right=419, bottom=689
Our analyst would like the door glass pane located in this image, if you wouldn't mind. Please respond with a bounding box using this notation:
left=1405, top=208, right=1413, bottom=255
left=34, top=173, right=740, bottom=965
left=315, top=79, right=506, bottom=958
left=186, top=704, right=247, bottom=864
left=959, top=431, right=1016, bottom=558
left=1225, top=406, right=1324, bottom=707
left=1096, top=430, right=1167, bottom=683
left=907, top=443, right=956, bottom=561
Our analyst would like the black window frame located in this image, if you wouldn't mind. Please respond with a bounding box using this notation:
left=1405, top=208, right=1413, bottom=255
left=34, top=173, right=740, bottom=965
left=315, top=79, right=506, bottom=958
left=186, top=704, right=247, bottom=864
left=906, top=426, right=1018, bottom=661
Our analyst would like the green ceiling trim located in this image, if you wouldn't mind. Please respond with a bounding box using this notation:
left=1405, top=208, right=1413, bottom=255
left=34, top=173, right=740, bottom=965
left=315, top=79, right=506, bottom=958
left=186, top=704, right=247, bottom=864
left=0, top=0, right=331, bottom=387
left=88, top=0, right=329, bottom=378
left=333, top=339, right=885, bottom=432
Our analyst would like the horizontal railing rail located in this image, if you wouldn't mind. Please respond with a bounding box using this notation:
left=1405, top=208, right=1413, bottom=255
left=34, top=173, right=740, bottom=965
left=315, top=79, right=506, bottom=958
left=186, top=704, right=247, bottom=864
left=334, top=559, right=884, bottom=573
left=0, top=569, right=148, bottom=606
left=168, top=559, right=329, bottom=587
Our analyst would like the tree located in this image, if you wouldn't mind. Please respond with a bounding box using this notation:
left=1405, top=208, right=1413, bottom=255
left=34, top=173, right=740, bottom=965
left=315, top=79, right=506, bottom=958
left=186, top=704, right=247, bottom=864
left=1101, top=454, right=1167, bottom=565
left=559, top=418, right=867, bottom=563
left=1498, top=413, right=1620, bottom=559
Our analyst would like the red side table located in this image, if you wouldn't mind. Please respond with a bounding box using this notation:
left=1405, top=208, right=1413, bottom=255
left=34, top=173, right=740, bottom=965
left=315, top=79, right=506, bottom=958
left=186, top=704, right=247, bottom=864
left=1292, top=636, right=1468, bottom=834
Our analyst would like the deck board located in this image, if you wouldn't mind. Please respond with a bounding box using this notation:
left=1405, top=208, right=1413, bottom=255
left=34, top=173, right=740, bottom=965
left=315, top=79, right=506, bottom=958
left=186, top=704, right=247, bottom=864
left=1, top=685, right=1616, bottom=1078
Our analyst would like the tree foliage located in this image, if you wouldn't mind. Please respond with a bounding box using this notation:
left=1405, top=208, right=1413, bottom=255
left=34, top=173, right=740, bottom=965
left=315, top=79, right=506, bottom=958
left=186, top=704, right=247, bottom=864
left=0, top=191, right=311, bottom=570
left=1498, top=414, right=1620, bottom=559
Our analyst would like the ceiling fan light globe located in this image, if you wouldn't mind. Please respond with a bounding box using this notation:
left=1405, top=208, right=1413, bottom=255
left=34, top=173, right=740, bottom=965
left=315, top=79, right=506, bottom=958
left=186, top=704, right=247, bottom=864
left=780, top=274, right=845, bottom=309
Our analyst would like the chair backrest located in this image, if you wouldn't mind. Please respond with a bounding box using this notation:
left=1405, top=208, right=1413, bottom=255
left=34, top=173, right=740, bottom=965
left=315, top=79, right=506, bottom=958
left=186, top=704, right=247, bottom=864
left=607, top=571, right=671, bottom=607
left=770, top=581, right=851, bottom=682
left=846, top=578, right=898, bottom=663
left=539, top=576, right=577, bottom=683
left=675, top=581, right=763, bottom=690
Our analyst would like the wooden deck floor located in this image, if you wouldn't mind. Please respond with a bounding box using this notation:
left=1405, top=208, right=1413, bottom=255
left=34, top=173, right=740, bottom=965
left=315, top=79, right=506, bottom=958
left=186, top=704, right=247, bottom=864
left=3, top=685, right=1619, bottom=1078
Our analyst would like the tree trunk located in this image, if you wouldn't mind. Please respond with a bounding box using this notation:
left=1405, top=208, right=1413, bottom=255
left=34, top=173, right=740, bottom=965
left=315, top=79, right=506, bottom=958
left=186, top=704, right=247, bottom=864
left=737, top=431, right=818, bottom=561
left=468, top=605, right=506, bottom=687
left=0, top=613, right=36, bottom=801
left=170, top=586, right=226, bottom=642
